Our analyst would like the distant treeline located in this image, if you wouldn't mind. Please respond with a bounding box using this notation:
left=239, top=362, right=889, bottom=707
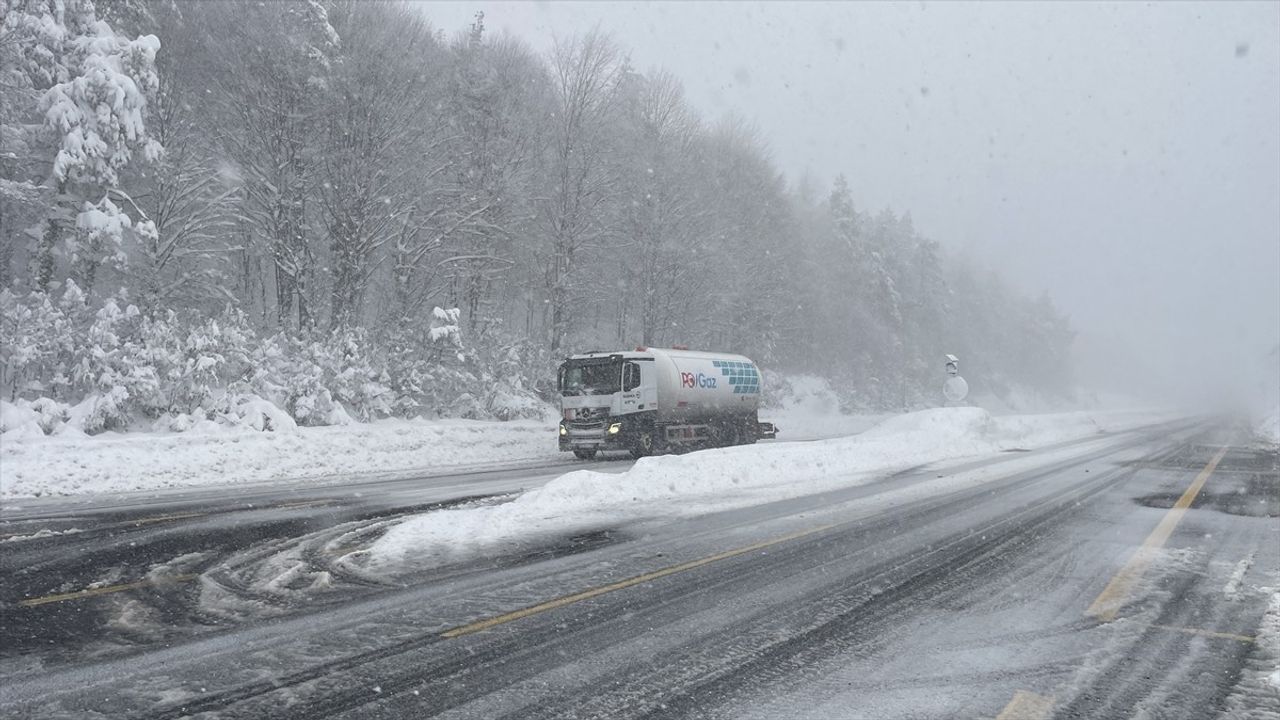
left=0, top=0, right=1072, bottom=430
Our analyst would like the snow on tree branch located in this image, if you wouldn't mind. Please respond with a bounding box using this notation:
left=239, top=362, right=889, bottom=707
left=42, top=16, right=161, bottom=187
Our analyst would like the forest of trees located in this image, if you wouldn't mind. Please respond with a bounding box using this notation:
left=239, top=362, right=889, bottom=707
left=0, top=0, right=1074, bottom=433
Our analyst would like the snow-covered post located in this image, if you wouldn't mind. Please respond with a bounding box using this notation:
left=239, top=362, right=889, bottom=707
left=943, top=354, right=969, bottom=406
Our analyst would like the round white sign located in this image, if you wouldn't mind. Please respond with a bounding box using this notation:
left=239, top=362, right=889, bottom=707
left=943, top=375, right=969, bottom=403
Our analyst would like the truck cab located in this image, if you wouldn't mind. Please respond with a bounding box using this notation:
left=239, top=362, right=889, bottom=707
left=558, top=351, right=656, bottom=459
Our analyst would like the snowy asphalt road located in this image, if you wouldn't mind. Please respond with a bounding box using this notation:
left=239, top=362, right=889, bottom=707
left=1, top=420, right=1277, bottom=719
left=0, top=455, right=637, bottom=658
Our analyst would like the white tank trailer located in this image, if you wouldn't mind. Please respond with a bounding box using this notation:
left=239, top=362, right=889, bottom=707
left=557, top=347, right=778, bottom=459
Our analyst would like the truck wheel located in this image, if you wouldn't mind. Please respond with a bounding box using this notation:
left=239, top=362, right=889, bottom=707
left=630, top=431, right=654, bottom=459
left=716, top=423, right=741, bottom=448
left=573, top=448, right=597, bottom=460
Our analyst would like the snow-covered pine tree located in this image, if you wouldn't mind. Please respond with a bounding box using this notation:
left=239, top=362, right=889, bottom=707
left=3, top=0, right=162, bottom=296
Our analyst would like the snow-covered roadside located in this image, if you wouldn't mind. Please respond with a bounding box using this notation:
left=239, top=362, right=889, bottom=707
left=0, top=418, right=562, bottom=499
left=1255, top=409, right=1280, bottom=447
left=765, top=407, right=888, bottom=442
left=0, top=371, right=868, bottom=501
left=0, top=377, right=1168, bottom=503
left=760, top=375, right=889, bottom=440
left=362, top=407, right=1172, bottom=571
left=1218, top=587, right=1280, bottom=719
left=0, top=409, right=879, bottom=501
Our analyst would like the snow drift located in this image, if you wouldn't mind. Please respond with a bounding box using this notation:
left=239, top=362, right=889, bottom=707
left=362, top=408, right=1164, bottom=571
left=0, top=417, right=560, bottom=499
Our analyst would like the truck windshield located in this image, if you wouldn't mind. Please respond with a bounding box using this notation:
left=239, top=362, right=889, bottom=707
left=559, top=362, right=621, bottom=396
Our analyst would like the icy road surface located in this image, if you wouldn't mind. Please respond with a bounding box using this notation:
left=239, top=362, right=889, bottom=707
left=1, top=417, right=1277, bottom=719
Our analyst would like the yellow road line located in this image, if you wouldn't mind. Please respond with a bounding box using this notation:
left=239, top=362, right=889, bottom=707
left=1086, top=446, right=1229, bottom=622
left=994, top=690, right=1055, bottom=720
left=1148, top=623, right=1254, bottom=644
left=17, top=573, right=200, bottom=608
left=132, top=512, right=206, bottom=526
left=441, top=524, right=835, bottom=639
left=1, top=507, right=225, bottom=542
left=274, top=499, right=333, bottom=509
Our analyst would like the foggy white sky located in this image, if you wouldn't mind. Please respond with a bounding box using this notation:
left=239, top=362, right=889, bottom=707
left=423, top=1, right=1280, bottom=398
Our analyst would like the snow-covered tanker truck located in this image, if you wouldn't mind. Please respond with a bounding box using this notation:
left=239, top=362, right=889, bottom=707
left=557, top=347, right=778, bottom=459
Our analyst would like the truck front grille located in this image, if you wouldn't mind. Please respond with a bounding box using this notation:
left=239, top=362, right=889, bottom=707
left=572, top=406, right=609, bottom=422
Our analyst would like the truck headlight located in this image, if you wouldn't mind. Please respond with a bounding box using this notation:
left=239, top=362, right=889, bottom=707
left=559, top=425, right=568, bottom=436
left=608, top=423, right=622, bottom=435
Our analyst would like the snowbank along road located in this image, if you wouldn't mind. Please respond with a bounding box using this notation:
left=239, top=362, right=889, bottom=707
left=0, top=415, right=1277, bottom=719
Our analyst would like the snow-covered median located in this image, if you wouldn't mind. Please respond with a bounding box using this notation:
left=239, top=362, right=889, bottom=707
left=0, top=418, right=561, bottom=499
left=363, top=408, right=1168, bottom=571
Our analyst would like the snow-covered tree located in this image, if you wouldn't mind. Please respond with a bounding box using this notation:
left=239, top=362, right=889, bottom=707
left=438, top=18, right=548, bottom=334
left=317, top=1, right=445, bottom=329
left=2, top=0, right=162, bottom=295
left=614, top=69, right=705, bottom=347
left=538, top=30, right=625, bottom=354
left=203, top=0, right=337, bottom=329
left=693, top=116, right=796, bottom=365
left=0, top=4, right=1080, bottom=428
left=111, top=1, right=237, bottom=314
